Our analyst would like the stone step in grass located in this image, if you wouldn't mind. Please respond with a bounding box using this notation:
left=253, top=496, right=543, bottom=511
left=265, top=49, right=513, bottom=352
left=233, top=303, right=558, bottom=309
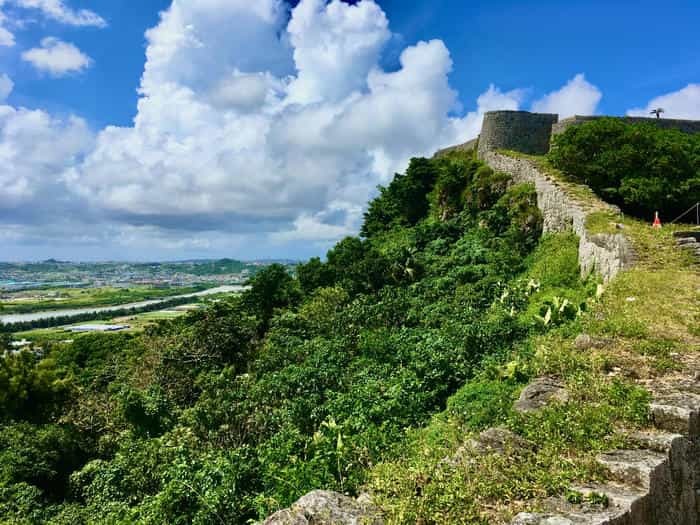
left=511, top=507, right=630, bottom=525
left=568, top=483, right=649, bottom=521
left=649, top=391, right=700, bottom=436
left=595, top=449, right=667, bottom=489
left=673, top=231, right=700, bottom=242
left=511, top=482, right=649, bottom=524
left=511, top=372, right=700, bottom=525
left=627, top=430, right=683, bottom=453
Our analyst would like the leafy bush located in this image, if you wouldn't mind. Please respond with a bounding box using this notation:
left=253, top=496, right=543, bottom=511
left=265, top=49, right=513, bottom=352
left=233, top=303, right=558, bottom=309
left=548, top=118, right=700, bottom=219
left=446, top=378, right=518, bottom=431
left=361, top=157, right=437, bottom=237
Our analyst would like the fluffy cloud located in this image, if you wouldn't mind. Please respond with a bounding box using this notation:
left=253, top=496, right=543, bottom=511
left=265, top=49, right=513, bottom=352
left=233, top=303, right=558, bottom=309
left=0, top=103, right=92, bottom=208
left=21, top=37, right=92, bottom=75
left=0, top=26, right=12, bottom=46
left=285, top=0, right=390, bottom=104
left=69, top=0, right=494, bottom=247
left=531, top=73, right=601, bottom=118
left=0, top=73, right=13, bottom=100
left=627, top=84, right=700, bottom=120
left=0, top=0, right=105, bottom=48
left=11, top=0, right=105, bottom=27
left=140, top=0, right=292, bottom=95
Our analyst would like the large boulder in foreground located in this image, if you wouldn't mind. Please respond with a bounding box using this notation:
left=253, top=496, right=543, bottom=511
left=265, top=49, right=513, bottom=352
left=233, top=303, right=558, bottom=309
left=263, top=490, right=384, bottom=525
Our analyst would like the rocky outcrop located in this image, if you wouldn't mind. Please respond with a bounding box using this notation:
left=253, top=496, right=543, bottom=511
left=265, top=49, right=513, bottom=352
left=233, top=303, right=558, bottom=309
left=481, top=152, right=635, bottom=283
left=674, top=231, right=700, bottom=265
left=573, top=334, right=608, bottom=351
left=468, top=426, right=534, bottom=455
left=510, top=374, right=700, bottom=525
left=514, top=377, right=569, bottom=413
left=442, top=426, right=534, bottom=469
left=262, top=490, right=384, bottom=525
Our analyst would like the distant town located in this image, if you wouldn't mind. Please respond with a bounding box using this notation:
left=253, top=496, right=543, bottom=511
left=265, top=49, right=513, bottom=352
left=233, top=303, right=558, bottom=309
left=0, top=258, right=296, bottom=340
left=0, top=258, right=296, bottom=292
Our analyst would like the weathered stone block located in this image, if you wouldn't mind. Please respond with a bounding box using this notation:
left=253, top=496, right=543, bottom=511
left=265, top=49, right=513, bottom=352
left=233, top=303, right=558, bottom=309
left=514, top=377, right=569, bottom=413
left=262, top=490, right=383, bottom=525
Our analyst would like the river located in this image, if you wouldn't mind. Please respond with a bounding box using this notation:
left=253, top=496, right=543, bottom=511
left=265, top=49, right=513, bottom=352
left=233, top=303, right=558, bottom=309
left=0, top=285, right=248, bottom=325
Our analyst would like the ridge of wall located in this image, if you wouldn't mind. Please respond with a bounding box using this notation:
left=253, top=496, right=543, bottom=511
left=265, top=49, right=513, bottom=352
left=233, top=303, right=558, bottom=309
left=481, top=151, right=635, bottom=283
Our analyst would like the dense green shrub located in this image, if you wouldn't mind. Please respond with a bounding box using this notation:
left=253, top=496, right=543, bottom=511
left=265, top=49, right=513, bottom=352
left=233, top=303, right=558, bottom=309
left=548, top=118, right=700, bottom=220
left=361, top=157, right=437, bottom=237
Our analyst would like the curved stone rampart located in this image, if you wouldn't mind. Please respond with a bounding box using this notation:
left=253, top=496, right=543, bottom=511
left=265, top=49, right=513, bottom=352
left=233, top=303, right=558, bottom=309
left=482, top=151, right=635, bottom=282
left=477, top=111, right=558, bottom=158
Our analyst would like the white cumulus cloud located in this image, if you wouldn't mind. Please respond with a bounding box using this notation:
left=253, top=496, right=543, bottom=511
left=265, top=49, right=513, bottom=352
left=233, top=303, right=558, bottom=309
left=0, top=0, right=105, bottom=48
left=0, top=1, right=15, bottom=46
left=627, top=84, right=700, bottom=120
left=68, top=0, right=489, bottom=245
left=0, top=26, right=12, bottom=46
left=531, top=73, right=602, bottom=118
left=0, top=104, right=92, bottom=208
left=0, top=8, right=13, bottom=46
left=21, top=36, right=92, bottom=75
left=11, top=0, right=105, bottom=27
left=286, top=0, right=390, bottom=104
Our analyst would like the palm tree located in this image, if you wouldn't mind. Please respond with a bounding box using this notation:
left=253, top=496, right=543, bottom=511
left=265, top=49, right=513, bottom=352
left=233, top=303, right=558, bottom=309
left=650, top=108, right=664, bottom=119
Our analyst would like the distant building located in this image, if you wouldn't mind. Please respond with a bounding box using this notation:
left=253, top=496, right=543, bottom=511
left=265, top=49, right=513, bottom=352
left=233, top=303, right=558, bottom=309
left=66, top=324, right=130, bottom=333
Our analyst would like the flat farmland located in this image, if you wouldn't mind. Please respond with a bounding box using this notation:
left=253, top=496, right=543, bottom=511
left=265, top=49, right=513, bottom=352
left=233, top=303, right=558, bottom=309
left=0, top=285, right=206, bottom=315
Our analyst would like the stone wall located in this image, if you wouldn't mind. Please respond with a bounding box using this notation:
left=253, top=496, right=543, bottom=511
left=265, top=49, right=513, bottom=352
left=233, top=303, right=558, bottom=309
left=650, top=431, right=700, bottom=525
left=434, top=137, right=478, bottom=158
left=481, top=151, right=635, bottom=282
left=477, top=111, right=558, bottom=158
left=553, top=115, right=700, bottom=136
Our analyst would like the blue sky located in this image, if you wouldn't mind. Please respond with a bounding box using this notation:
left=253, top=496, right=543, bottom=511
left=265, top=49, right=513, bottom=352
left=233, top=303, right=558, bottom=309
left=0, top=0, right=698, bottom=261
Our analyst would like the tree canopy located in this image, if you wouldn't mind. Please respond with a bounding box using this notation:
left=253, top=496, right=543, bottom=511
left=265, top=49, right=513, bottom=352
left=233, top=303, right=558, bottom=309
left=548, top=118, right=700, bottom=220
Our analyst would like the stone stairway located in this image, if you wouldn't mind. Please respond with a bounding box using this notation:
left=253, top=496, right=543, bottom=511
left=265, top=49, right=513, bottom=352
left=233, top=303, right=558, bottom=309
left=674, top=231, right=700, bottom=265
left=510, top=377, right=700, bottom=525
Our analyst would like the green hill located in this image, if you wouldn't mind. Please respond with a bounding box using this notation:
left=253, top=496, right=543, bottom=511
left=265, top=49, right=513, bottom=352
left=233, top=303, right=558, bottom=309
left=0, top=124, right=698, bottom=524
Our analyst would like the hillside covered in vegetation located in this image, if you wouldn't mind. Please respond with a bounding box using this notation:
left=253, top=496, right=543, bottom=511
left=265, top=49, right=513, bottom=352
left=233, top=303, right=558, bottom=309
left=0, top=149, right=591, bottom=523
left=1, top=128, right=698, bottom=524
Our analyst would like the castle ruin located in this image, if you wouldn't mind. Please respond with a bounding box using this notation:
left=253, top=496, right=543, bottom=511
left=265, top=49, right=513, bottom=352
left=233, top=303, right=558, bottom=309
left=474, top=110, right=700, bottom=159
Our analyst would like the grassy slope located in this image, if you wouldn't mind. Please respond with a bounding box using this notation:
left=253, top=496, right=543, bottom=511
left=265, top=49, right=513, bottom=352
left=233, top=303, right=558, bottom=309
left=366, top=157, right=700, bottom=524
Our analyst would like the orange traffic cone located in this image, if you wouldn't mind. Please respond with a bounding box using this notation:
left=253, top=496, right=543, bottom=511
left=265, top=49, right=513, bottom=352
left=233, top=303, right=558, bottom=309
left=652, top=211, right=662, bottom=229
